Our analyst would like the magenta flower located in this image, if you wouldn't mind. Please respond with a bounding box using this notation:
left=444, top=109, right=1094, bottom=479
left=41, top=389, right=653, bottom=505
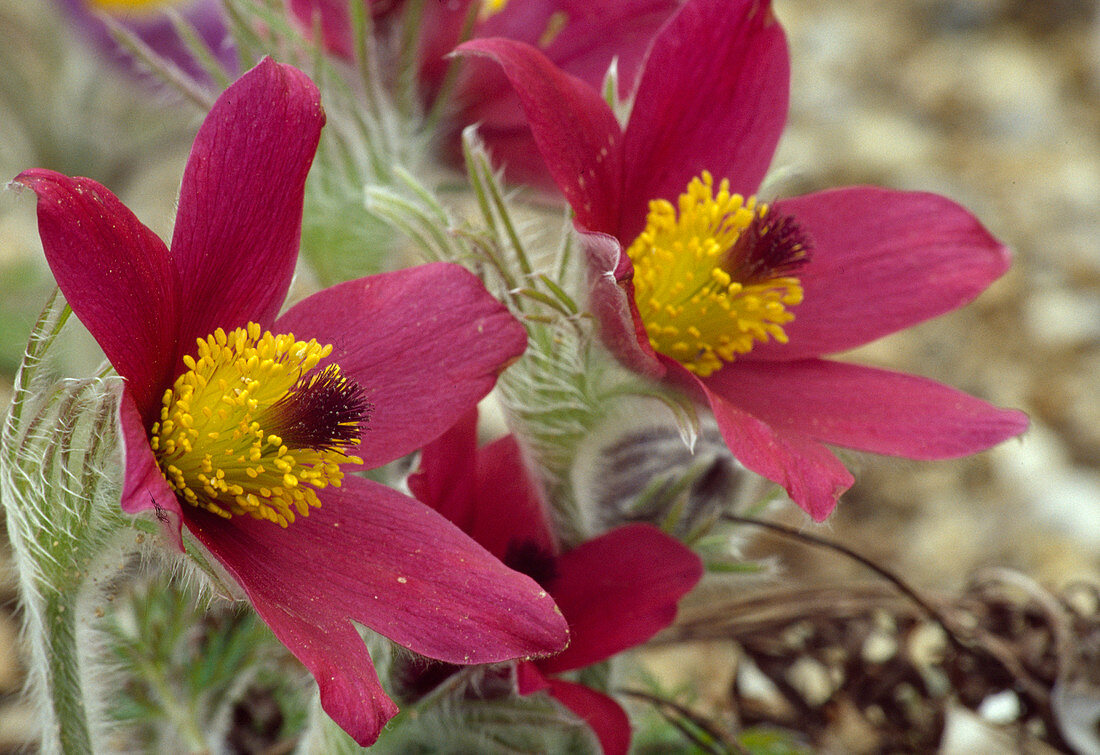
left=57, top=0, right=234, bottom=83
left=14, top=59, right=568, bottom=746
left=288, top=0, right=678, bottom=187
left=409, top=411, right=704, bottom=754
left=457, top=0, right=1029, bottom=522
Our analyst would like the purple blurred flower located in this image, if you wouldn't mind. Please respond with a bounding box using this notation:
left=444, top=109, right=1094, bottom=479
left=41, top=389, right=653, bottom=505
left=58, top=0, right=235, bottom=83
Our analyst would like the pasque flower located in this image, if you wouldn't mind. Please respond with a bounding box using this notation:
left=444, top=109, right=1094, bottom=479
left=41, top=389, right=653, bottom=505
left=288, top=0, right=678, bottom=187
left=409, top=411, right=704, bottom=754
left=57, top=0, right=234, bottom=83
left=14, top=59, right=567, bottom=745
left=458, top=0, right=1029, bottom=521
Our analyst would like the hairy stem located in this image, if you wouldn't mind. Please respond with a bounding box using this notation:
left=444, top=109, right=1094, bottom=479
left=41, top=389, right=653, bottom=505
left=42, top=592, right=92, bottom=753
left=1, top=291, right=130, bottom=753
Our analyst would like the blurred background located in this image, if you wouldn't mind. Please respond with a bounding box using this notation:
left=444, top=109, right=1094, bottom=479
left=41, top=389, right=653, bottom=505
left=772, top=0, right=1099, bottom=588
left=0, top=0, right=1096, bottom=750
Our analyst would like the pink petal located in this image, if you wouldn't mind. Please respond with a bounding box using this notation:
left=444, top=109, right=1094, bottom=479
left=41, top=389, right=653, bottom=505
left=418, top=0, right=478, bottom=99
left=546, top=678, right=632, bottom=755
left=287, top=0, right=356, bottom=59
left=472, top=435, right=557, bottom=560
left=118, top=392, right=185, bottom=550
left=184, top=475, right=569, bottom=745
left=752, top=187, right=1012, bottom=359
left=170, top=59, right=324, bottom=353
left=407, top=409, right=480, bottom=537
left=13, top=169, right=179, bottom=420
left=539, top=524, right=702, bottom=674
left=478, top=0, right=676, bottom=99
left=440, top=125, right=572, bottom=192
left=455, top=37, right=625, bottom=233
left=448, top=0, right=677, bottom=189
left=667, top=362, right=852, bottom=520
left=288, top=0, right=407, bottom=61
left=516, top=660, right=550, bottom=695
left=709, top=359, right=1029, bottom=459
left=412, top=415, right=555, bottom=562
left=580, top=231, right=664, bottom=378
left=618, top=0, right=789, bottom=241
left=273, top=263, right=528, bottom=468
left=236, top=594, right=396, bottom=746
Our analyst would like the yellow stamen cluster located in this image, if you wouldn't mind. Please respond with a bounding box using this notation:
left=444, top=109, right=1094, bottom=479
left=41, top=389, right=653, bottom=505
left=91, top=0, right=184, bottom=13
left=626, top=172, right=806, bottom=377
left=150, top=323, right=365, bottom=527
left=478, top=0, right=510, bottom=21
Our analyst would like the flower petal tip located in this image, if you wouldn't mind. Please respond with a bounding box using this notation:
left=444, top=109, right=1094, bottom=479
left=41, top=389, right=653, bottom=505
left=517, top=591, right=571, bottom=660
left=793, top=465, right=854, bottom=523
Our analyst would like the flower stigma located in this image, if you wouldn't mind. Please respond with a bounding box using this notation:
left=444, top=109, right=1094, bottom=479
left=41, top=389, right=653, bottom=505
left=626, top=171, right=812, bottom=377
left=150, top=323, right=370, bottom=527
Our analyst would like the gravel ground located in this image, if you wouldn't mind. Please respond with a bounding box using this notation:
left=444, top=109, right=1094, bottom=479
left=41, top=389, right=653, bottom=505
left=772, top=0, right=1099, bottom=591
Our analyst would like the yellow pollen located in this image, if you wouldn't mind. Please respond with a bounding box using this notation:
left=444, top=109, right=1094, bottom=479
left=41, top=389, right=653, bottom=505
left=150, top=323, right=365, bottom=528
left=89, top=0, right=185, bottom=13
left=626, top=172, right=806, bottom=377
left=480, top=0, right=509, bottom=19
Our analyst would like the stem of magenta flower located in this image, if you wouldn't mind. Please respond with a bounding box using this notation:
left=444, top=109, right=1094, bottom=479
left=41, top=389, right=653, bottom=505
left=421, top=0, right=481, bottom=135
left=100, top=14, right=216, bottom=112
left=165, top=9, right=233, bottom=91
left=1, top=289, right=68, bottom=437
left=348, top=0, right=398, bottom=174
left=395, top=0, right=426, bottom=118
left=1, top=292, right=87, bottom=752
left=460, top=132, right=522, bottom=299
left=1, top=290, right=134, bottom=753
left=461, top=131, right=535, bottom=282
left=42, top=591, right=92, bottom=754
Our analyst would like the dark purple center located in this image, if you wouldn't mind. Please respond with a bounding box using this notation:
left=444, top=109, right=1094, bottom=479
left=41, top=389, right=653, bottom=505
left=726, top=209, right=813, bottom=284
left=505, top=539, right=559, bottom=590
left=261, top=365, right=371, bottom=452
